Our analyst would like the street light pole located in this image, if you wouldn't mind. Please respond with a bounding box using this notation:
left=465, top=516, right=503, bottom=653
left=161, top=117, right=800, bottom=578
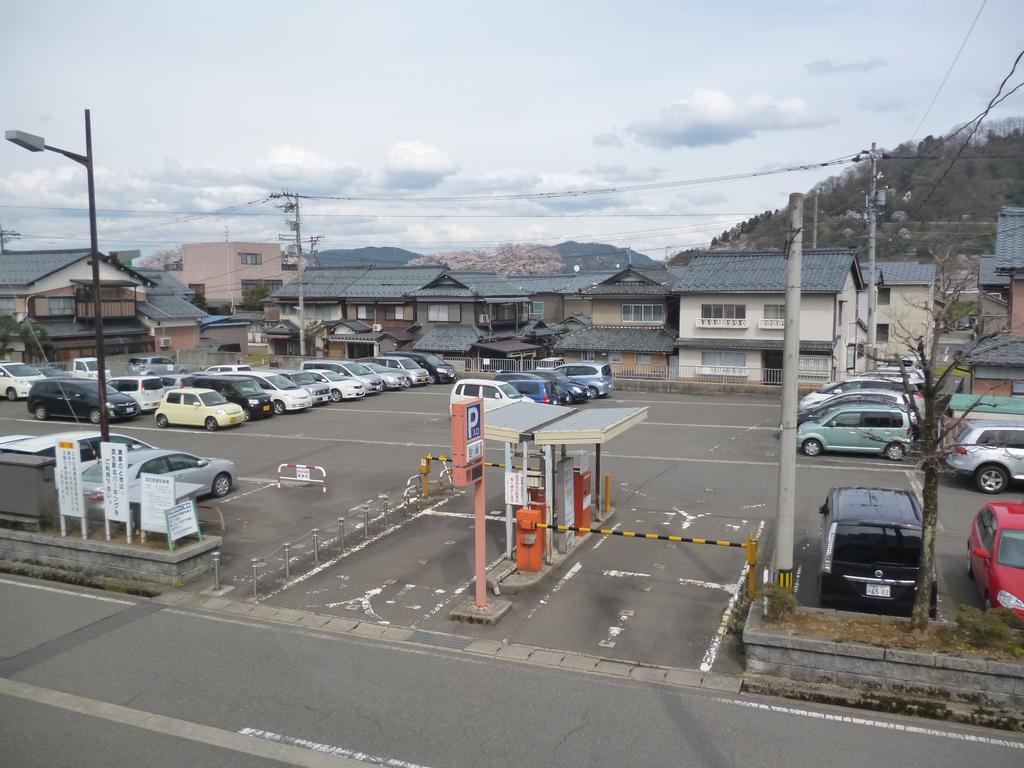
left=6, top=109, right=109, bottom=441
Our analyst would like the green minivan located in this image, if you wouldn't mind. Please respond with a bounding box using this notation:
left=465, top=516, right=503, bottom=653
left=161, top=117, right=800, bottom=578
left=797, top=403, right=913, bottom=461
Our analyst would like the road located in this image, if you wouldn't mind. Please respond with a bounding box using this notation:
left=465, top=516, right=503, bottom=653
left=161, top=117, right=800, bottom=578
left=1, top=575, right=1021, bottom=768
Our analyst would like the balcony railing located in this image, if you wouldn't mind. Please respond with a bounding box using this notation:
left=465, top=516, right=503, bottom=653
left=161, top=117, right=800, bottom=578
left=696, top=317, right=748, bottom=329
left=758, top=318, right=785, bottom=329
left=76, top=299, right=136, bottom=319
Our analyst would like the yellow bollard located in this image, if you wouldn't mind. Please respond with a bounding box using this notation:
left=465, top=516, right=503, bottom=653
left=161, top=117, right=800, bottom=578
left=420, top=455, right=431, bottom=499
left=603, top=474, right=612, bottom=517
left=746, top=535, right=758, bottom=601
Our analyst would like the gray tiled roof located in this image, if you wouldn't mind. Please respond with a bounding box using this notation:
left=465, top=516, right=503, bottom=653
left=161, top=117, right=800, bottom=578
left=674, top=337, right=834, bottom=353
left=555, top=326, right=676, bottom=353
left=412, top=324, right=484, bottom=353
left=137, top=294, right=207, bottom=320
left=877, top=261, right=936, bottom=285
left=994, top=207, right=1024, bottom=273
left=512, top=271, right=619, bottom=294
left=966, top=334, right=1024, bottom=367
left=36, top=317, right=150, bottom=340
left=979, top=255, right=1010, bottom=288
left=0, top=249, right=91, bottom=286
left=410, top=272, right=529, bottom=300
left=581, top=281, right=670, bottom=296
left=271, top=266, right=445, bottom=300
left=134, top=268, right=194, bottom=297
left=672, top=248, right=859, bottom=293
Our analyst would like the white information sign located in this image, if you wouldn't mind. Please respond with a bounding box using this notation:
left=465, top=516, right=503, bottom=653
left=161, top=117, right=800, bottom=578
left=296, top=465, right=311, bottom=481
left=466, top=439, right=483, bottom=463
left=140, top=473, right=176, bottom=534
left=165, top=500, right=200, bottom=543
left=55, top=440, right=84, bottom=520
left=100, top=442, right=130, bottom=524
left=504, top=471, right=526, bottom=506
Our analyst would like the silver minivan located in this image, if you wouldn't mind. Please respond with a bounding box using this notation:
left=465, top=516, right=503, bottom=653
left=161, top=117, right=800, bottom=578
left=300, top=359, right=384, bottom=393
left=372, top=356, right=430, bottom=386
left=944, top=420, right=1024, bottom=493
left=798, top=403, right=913, bottom=461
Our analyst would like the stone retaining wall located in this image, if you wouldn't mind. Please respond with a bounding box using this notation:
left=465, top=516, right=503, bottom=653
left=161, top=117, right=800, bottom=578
left=743, top=604, right=1024, bottom=707
left=0, top=528, right=222, bottom=586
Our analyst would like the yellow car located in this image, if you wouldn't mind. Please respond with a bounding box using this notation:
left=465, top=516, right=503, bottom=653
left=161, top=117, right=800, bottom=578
left=155, top=387, right=245, bottom=431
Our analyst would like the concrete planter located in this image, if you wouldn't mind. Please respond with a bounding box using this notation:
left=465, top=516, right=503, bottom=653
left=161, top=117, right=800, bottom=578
left=0, top=528, right=222, bottom=587
left=743, top=604, right=1024, bottom=707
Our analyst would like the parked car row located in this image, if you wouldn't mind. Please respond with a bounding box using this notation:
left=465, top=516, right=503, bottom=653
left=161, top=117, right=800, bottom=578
left=450, top=363, right=615, bottom=413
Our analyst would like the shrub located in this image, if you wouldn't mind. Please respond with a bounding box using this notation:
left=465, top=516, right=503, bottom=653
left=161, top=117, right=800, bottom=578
left=759, top=583, right=797, bottom=622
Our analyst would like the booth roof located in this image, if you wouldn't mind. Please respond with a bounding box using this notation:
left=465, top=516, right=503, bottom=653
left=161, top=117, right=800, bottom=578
left=483, top=401, right=647, bottom=445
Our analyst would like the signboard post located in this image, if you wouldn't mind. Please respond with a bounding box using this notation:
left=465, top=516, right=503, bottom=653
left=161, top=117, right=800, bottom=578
left=164, top=499, right=201, bottom=552
left=557, top=456, right=575, bottom=554
left=55, top=440, right=86, bottom=539
left=140, top=473, right=176, bottom=544
left=451, top=398, right=487, bottom=610
left=101, top=441, right=130, bottom=543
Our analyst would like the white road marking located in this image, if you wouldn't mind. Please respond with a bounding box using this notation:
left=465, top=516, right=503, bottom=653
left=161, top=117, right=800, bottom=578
left=677, top=577, right=734, bottom=592
left=589, top=523, right=621, bottom=550
left=239, top=727, right=434, bottom=768
left=220, top=482, right=277, bottom=504
left=0, top=577, right=135, bottom=605
left=713, top=697, right=1024, bottom=750
left=602, top=569, right=651, bottom=578
left=525, top=561, right=584, bottom=620
left=700, top=520, right=765, bottom=673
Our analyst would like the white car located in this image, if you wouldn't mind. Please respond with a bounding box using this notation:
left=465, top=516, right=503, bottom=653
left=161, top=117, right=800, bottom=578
left=71, top=357, right=111, bottom=380
left=108, top=376, right=165, bottom=412
left=304, top=369, right=366, bottom=401
left=362, top=362, right=412, bottom=389
left=240, top=371, right=313, bottom=414
left=535, top=357, right=566, bottom=371
left=0, top=362, right=46, bottom=400
left=204, top=364, right=253, bottom=373
left=799, top=378, right=913, bottom=410
left=0, top=430, right=156, bottom=463
left=449, top=379, right=528, bottom=415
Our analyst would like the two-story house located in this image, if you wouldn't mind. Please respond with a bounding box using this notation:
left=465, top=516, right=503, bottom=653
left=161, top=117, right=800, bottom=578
left=554, top=268, right=678, bottom=376
left=133, top=268, right=207, bottom=352
left=512, top=271, right=617, bottom=326
left=869, top=261, right=936, bottom=361
left=671, top=248, right=863, bottom=384
left=977, top=255, right=1009, bottom=335
left=175, top=241, right=296, bottom=311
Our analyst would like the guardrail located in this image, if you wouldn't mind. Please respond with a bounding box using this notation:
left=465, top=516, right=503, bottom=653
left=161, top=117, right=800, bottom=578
left=276, top=463, right=328, bottom=493
left=419, top=454, right=452, bottom=498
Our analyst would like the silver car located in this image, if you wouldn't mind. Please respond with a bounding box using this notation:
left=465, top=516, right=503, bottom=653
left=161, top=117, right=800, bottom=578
left=81, top=448, right=237, bottom=517
left=944, top=420, right=1024, bottom=494
left=372, top=356, right=430, bottom=386
left=278, top=369, right=332, bottom=405
left=362, top=362, right=412, bottom=389
left=300, top=359, right=384, bottom=393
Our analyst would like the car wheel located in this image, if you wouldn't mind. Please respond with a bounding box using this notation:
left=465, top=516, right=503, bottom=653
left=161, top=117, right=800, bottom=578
left=428, top=372, right=438, bottom=384
left=587, top=386, right=598, bottom=398
left=273, top=400, right=286, bottom=415
left=801, top=438, right=823, bottom=457
left=5, top=387, right=17, bottom=401
left=967, top=546, right=974, bottom=580
left=330, top=389, right=342, bottom=402
left=204, top=416, right=219, bottom=432
left=884, top=442, right=905, bottom=461
left=211, top=472, right=232, bottom=498
left=975, top=464, right=1009, bottom=494
left=33, top=404, right=48, bottom=421
left=156, top=413, right=169, bottom=428
left=242, top=407, right=252, bottom=422
left=88, top=408, right=102, bottom=425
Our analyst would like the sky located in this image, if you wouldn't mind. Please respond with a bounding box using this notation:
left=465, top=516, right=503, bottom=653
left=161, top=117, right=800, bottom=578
left=1, top=0, right=1022, bottom=262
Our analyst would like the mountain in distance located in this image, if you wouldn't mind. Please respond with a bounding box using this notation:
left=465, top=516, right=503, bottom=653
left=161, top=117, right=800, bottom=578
left=314, top=241, right=659, bottom=271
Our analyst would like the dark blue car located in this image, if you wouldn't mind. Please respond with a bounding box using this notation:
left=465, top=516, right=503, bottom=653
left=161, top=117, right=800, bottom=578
left=503, top=377, right=571, bottom=405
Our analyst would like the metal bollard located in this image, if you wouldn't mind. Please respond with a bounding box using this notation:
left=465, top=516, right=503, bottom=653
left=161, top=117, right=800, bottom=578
left=283, top=543, right=291, bottom=580
left=338, top=517, right=345, bottom=553
left=379, top=494, right=389, bottom=528
left=312, top=528, right=320, bottom=566
left=364, top=505, right=370, bottom=540
left=212, top=551, right=221, bottom=591
left=251, top=558, right=259, bottom=598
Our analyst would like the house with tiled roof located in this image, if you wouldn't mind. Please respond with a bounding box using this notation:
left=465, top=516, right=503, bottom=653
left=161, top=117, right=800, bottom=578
left=965, top=334, right=1024, bottom=396
left=133, top=268, right=207, bottom=352
left=870, top=260, right=936, bottom=360
left=553, top=267, right=678, bottom=377
left=511, top=271, right=617, bottom=325
left=992, top=207, right=1024, bottom=332
left=977, top=255, right=1009, bottom=335
left=671, top=248, right=863, bottom=383
left=0, top=248, right=159, bottom=361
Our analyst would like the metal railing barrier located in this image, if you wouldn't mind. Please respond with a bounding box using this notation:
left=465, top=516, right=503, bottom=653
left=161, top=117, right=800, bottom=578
left=276, top=463, right=328, bottom=493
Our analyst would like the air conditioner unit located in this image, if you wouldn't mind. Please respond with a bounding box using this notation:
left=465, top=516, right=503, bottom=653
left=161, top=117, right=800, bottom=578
left=158, top=337, right=172, bottom=349
left=371, top=324, right=383, bottom=332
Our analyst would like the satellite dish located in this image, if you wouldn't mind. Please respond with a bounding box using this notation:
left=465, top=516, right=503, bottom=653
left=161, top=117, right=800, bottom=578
left=573, top=264, right=580, bottom=273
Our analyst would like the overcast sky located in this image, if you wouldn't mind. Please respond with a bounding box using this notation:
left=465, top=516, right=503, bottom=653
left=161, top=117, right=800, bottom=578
left=1, top=0, right=1021, bottom=261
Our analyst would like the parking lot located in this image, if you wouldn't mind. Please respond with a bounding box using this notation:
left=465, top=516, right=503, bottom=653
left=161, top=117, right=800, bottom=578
left=0, top=383, right=1002, bottom=673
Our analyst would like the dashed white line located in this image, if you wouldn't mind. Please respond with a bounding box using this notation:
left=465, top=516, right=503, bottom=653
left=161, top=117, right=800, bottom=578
left=239, top=727, right=435, bottom=768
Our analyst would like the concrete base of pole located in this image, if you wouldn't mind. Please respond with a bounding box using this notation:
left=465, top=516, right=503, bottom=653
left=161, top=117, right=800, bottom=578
left=448, top=596, right=512, bottom=625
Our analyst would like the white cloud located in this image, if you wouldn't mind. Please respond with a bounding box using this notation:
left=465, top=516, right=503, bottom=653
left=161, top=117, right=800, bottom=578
left=627, top=89, right=833, bottom=149
left=377, top=141, right=459, bottom=190
left=593, top=131, right=625, bottom=148
left=858, top=95, right=906, bottom=114
left=805, top=57, right=886, bottom=76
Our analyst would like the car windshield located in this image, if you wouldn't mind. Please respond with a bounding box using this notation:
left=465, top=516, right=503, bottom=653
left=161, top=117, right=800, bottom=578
left=345, top=363, right=372, bottom=375
left=142, top=379, right=163, bottom=391
left=997, top=529, right=1024, bottom=568
left=396, top=359, right=418, bottom=370
left=363, top=363, right=391, bottom=375
left=104, top=384, right=121, bottom=395
left=834, top=524, right=922, bottom=567
left=289, top=372, right=317, bottom=385
left=82, top=360, right=98, bottom=371
left=546, top=371, right=572, bottom=384
left=236, top=380, right=263, bottom=395
left=199, top=392, right=228, bottom=406
left=420, top=354, right=446, bottom=367
left=319, top=370, right=345, bottom=381
left=497, top=382, right=521, bottom=398
left=261, top=374, right=296, bottom=389
left=4, top=364, right=41, bottom=376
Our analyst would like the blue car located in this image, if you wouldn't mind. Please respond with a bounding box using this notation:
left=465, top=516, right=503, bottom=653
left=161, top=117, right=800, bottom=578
left=556, top=363, right=614, bottom=398
left=504, top=378, right=572, bottom=405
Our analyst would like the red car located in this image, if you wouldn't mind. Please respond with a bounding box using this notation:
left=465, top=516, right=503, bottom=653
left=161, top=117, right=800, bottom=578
left=967, top=502, right=1024, bottom=616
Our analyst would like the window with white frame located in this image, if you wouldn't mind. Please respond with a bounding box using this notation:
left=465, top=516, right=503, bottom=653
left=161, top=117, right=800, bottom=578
left=530, top=301, right=544, bottom=319
left=0, top=296, right=15, bottom=316
left=621, top=304, right=665, bottom=323
left=385, top=305, right=406, bottom=321
left=47, top=296, right=75, bottom=315
left=701, top=304, right=746, bottom=319
left=427, top=303, right=461, bottom=322
left=763, top=304, right=785, bottom=320
left=239, top=252, right=262, bottom=265
left=581, top=351, right=596, bottom=362
left=799, top=355, right=830, bottom=374
left=701, top=350, right=745, bottom=367
left=635, top=353, right=651, bottom=365
left=355, top=305, right=375, bottom=321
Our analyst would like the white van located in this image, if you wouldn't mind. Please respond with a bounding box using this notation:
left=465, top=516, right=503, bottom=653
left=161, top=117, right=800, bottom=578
left=0, top=362, right=46, bottom=400
left=535, top=357, right=566, bottom=370
left=449, top=379, right=527, bottom=415
left=108, top=376, right=166, bottom=412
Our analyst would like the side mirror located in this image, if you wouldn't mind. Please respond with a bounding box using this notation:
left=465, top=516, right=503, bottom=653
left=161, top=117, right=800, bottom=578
left=972, top=546, right=990, bottom=561
left=819, top=503, right=828, bottom=515
left=197, top=459, right=209, bottom=467
left=194, top=402, right=202, bottom=408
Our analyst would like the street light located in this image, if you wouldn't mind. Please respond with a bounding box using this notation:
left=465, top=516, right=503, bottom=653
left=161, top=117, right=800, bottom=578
left=6, top=110, right=110, bottom=441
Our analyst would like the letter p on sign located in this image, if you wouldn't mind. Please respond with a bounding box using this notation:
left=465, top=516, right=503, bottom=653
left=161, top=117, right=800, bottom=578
left=466, top=401, right=481, bottom=441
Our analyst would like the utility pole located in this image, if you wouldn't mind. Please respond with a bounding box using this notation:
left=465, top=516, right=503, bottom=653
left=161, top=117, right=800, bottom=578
left=864, top=142, right=881, bottom=371
left=0, top=223, right=21, bottom=254
left=293, top=195, right=305, bottom=357
left=776, top=192, right=803, bottom=592
left=811, top=193, right=818, bottom=250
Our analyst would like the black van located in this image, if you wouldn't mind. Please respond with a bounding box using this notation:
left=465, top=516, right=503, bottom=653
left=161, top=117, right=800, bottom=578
left=818, top=487, right=936, bottom=618
left=379, top=351, right=457, bottom=384
left=188, top=375, right=274, bottom=420
left=26, top=379, right=139, bottom=423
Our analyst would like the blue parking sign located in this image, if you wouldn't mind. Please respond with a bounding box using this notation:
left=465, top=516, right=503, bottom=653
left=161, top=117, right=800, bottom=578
left=466, top=401, right=482, bottom=441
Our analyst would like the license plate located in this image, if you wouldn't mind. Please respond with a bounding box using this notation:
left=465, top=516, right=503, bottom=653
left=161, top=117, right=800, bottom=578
left=262, top=405, right=271, bottom=411
left=865, top=583, right=891, bottom=598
